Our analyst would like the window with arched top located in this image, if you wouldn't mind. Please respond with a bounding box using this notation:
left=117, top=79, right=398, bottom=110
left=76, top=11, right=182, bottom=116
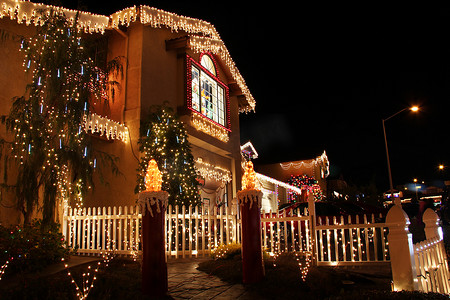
left=200, top=54, right=216, bottom=76
left=187, top=53, right=229, bottom=129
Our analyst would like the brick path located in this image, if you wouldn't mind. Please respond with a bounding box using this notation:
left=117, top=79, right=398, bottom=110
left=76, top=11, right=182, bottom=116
left=167, top=258, right=256, bottom=299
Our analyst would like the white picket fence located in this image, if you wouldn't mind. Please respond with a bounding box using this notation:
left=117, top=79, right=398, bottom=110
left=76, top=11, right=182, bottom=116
left=315, top=214, right=389, bottom=266
left=63, top=203, right=450, bottom=294
left=62, top=204, right=240, bottom=258
left=261, top=209, right=312, bottom=255
left=62, top=204, right=389, bottom=266
left=387, top=206, right=450, bottom=294
left=414, top=235, right=450, bottom=293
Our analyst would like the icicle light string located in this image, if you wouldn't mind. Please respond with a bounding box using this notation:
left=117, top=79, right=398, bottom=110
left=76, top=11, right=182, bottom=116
left=1, top=0, right=255, bottom=112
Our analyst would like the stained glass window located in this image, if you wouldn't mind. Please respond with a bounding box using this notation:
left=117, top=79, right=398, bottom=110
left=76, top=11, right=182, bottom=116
left=189, top=54, right=228, bottom=127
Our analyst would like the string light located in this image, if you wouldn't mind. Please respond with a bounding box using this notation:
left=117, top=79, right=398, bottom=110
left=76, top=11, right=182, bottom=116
left=191, top=113, right=229, bottom=142
left=83, top=113, right=128, bottom=142
left=195, top=158, right=231, bottom=183
left=61, top=240, right=115, bottom=300
left=1, top=0, right=256, bottom=113
left=0, top=258, right=12, bottom=280
left=288, top=174, right=324, bottom=201
left=0, top=0, right=109, bottom=32
left=137, top=106, right=201, bottom=207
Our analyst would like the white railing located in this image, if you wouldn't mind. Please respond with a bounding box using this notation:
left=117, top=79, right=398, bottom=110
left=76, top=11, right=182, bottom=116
left=315, top=214, right=389, bottom=266
left=63, top=206, right=141, bottom=256
left=63, top=204, right=390, bottom=267
left=388, top=206, right=450, bottom=293
left=62, top=204, right=239, bottom=258
left=414, top=235, right=450, bottom=293
left=165, top=204, right=239, bottom=258
left=261, top=209, right=312, bottom=254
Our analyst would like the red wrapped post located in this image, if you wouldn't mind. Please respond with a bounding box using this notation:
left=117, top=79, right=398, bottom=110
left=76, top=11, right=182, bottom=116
left=138, top=160, right=169, bottom=298
left=237, top=161, right=264, bottom=284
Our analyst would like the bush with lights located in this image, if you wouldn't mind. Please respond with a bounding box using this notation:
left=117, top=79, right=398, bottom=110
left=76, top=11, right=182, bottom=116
left=136, top=105, right=201, bottom=207
left=0, top=220, right=70, bottom=276
left=210, top=243, right=242, bottom=260
left=287, top=174, right=324, bottom=201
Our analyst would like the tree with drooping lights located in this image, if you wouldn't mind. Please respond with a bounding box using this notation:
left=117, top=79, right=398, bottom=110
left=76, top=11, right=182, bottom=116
left=1, top=9, right=121, bottom=224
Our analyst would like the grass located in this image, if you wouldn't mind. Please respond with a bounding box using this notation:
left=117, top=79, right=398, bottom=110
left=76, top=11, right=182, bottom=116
left=0, top=254, right=449, bottom=299
left=197, top=253, right=450, bottom=300
left=0, top=258, right=145, bottom=300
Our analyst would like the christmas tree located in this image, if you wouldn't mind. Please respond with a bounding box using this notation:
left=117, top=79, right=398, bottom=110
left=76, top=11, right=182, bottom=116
left=136, top=105, right=201, bottom=207
left=2, top=10, right=120, bottom=224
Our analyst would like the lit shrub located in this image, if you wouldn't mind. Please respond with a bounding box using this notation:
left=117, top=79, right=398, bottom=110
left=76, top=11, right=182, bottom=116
left=211, top=243, right=241, bottom=260
left=0, top=220, right=70, bottom=275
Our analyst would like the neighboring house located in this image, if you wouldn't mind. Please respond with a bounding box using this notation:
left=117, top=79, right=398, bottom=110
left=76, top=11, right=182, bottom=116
left=255, top=151, right=330, bottom=199
left=240, top=142, right=326, bottom=211
left=0, top=1, right=255, bottom=224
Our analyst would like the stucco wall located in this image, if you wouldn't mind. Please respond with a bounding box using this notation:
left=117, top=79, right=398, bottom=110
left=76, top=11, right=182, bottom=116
left=0, top=14, right=246, bottom=225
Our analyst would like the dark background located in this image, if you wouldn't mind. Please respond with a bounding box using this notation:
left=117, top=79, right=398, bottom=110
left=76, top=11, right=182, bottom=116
left=48, top=1, right=450, bottom=191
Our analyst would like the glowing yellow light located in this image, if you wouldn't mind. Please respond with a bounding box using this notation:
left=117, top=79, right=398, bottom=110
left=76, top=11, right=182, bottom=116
left=144, top=159, right=162, bottom=192
left=410, top=106, right=419, bottom=112
left=242, top=161, right=257, bottom=190
left=439, top=164, right=444, bottom=170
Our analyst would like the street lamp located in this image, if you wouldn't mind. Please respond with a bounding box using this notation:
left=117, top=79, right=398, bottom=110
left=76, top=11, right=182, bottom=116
left=382, top=106, right=419, bottom=205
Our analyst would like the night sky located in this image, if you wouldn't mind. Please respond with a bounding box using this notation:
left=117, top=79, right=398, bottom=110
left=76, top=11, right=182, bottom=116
left=50, top=1, right=450, bottom=191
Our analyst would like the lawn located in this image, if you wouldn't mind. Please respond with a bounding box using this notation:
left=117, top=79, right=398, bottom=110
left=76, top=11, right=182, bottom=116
left=0, top=222, right=449, bottom=299
left=0, top=254, right=449, bottom=299
left=0, top=258, right=144, bottom=299
left=197, top=253, right=449, bottom=300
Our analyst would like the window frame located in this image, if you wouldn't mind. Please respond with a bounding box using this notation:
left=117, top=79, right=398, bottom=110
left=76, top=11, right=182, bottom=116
left=186, top=53, right=231, bottom=131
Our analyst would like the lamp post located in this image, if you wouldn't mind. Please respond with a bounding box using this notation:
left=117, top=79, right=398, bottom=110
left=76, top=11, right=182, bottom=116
left=382, top=106, right=419, bottom=205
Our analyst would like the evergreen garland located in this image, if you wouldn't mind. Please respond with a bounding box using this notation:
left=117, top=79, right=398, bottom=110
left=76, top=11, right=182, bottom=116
left=136, top=105, right=201, bottom=207
left=2, top=10, right=120, bottom=224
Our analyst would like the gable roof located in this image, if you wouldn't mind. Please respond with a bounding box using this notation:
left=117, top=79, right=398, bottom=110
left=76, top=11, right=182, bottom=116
left=0, top=0, right=256, bottom=113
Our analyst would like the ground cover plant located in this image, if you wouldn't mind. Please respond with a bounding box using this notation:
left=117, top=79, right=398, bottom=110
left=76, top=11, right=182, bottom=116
left=0, top=220, right=70, bottom=276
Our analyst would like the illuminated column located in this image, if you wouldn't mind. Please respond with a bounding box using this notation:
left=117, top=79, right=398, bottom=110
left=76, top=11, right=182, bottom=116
left=138, top=160, right=169, bottom=297
left=386, top=204, right=418, bottom=291
left=237, top=161, right=264, bottom=284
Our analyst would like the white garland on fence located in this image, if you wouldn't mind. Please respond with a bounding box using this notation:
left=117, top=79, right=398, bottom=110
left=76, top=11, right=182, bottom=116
left=236, top=189, right=263, bottom=210
left=138, top=190, right=169, bottom=217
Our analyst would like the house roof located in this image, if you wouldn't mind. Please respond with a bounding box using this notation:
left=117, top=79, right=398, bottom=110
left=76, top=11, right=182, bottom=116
left=0, top=0, right=256, bottom=113
left=254, top=151, right=330, bottom=182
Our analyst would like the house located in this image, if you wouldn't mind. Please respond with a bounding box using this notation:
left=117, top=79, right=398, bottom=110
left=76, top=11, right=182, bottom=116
left=0, top=1, right=255, bottom=224
left=240, top=141, right=328, bottom=211
left=255, top=151, right=329, bottom=203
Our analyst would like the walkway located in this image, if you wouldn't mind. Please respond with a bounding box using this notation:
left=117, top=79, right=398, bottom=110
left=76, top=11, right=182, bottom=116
left=167, top=258, right=255, bottom=299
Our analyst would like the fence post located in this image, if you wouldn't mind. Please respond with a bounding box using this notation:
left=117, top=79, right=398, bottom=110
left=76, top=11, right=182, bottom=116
left=422, top=208, right=441, bottom=240
left=422, top=208, right=450, bottom=293
left=307, top=192, right=317, bottom=266
left=386, top=204, right=419, bottom=291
